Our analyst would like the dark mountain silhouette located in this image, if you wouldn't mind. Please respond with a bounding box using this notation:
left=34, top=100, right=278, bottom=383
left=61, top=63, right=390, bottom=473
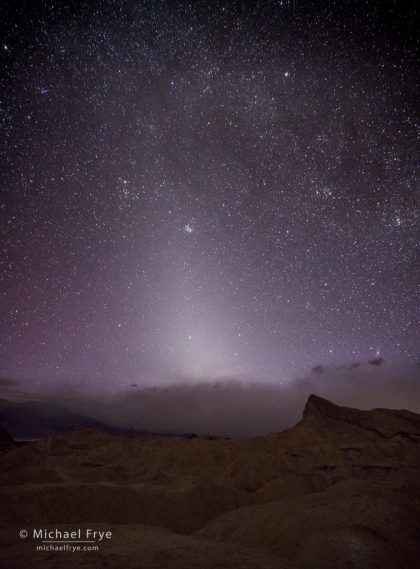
left=0, top=394, right=419, bottom=568
left=0, top=398, right=146, bottom=439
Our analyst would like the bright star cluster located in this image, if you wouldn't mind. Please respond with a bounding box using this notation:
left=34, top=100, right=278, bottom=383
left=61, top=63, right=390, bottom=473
left=0, top=1, right=418, bottom=391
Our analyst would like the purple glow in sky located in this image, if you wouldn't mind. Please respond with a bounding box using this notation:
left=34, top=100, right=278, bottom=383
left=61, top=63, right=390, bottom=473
left=1, top=1, right=418, bottom=394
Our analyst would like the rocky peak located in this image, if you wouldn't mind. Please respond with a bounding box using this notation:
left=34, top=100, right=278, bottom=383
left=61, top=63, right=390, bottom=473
left=303, top=394, right=420, bottom=438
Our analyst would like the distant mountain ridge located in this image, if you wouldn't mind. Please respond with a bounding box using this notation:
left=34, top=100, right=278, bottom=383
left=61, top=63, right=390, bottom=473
left=0, top=398, right=146, bottom=439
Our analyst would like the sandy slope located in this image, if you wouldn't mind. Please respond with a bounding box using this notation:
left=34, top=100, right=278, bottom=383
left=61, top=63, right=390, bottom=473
left=0, top=394, right=419, bottom=568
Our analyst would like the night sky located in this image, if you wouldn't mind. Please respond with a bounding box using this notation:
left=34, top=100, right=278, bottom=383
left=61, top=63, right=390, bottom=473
left=1, top=1, right=418, bottom=395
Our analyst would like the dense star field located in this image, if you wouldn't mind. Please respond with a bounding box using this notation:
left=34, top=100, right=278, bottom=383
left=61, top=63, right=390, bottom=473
left=0, top=1, right=418, bottom=393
